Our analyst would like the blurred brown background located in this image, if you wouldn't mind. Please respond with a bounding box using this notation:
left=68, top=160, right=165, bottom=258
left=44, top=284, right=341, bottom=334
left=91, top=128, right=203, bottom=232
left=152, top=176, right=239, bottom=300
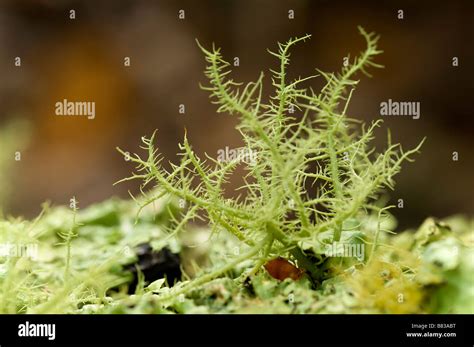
left=0, top=0, right=472, bottom=229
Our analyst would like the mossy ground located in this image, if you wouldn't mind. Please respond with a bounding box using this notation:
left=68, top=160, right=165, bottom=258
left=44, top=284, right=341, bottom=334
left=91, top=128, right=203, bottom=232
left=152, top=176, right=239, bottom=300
left=0, top=196, right=472, bottom=314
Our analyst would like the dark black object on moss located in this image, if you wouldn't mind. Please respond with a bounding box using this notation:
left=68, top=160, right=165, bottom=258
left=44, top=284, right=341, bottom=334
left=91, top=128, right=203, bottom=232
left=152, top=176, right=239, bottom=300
left=125, top=244, right=181, bottom=294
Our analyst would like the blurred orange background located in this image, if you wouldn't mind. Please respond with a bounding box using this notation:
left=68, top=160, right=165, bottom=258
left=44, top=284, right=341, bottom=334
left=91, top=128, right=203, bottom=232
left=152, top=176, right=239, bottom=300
left=0, top=0, right=472, bottom=229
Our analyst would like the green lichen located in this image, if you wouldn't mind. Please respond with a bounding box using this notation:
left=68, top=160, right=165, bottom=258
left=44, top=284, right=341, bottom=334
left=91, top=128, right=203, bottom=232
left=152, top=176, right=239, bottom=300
left=118, top=27, right=424, bottom=299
